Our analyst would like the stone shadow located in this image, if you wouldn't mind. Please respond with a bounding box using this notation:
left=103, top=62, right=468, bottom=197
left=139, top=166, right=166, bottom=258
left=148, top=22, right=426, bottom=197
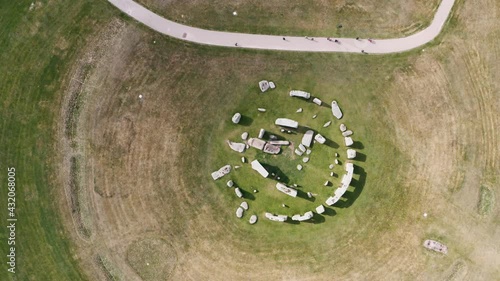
left=323, top=207, right=337, bottom=216
left=261, top=163, right=290, bottom=184
left=239, top=115, right=253, bottom=126
left=334, top=165, right=366, bottom=208
left=351, top=141, right=364, bottom=149
left=296, top=189, right=315, bottom=202
left=355, top=152, right=367, bottom=162
left=240, top=188, right=256, bottom=201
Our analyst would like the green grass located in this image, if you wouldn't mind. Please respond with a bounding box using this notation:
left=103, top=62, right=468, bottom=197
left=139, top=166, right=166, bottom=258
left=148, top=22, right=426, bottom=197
left=0, top=0, right=116, bottom=279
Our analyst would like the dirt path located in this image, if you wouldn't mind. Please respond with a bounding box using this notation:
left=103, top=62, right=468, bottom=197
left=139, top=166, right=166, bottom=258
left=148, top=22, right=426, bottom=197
left=107, top=0, right=455, bottom=54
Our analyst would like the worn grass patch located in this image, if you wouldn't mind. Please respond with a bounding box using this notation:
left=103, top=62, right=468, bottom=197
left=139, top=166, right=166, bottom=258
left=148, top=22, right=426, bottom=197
left=126, top=238, right=178, bottom=281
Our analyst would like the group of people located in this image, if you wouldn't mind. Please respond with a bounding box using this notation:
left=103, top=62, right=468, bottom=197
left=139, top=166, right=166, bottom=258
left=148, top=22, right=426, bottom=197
left=234, top=37, right=374, bottom=50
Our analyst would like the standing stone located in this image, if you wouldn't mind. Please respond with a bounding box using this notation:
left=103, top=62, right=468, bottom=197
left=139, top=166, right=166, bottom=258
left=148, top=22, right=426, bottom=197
left=241, top=132, right=248, bottom=140
left=232, top=113, right=241, bottom=124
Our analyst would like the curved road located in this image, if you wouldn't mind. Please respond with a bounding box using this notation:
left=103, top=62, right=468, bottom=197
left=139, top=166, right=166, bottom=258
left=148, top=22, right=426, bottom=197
left=107, top=0, right=455, bottom=53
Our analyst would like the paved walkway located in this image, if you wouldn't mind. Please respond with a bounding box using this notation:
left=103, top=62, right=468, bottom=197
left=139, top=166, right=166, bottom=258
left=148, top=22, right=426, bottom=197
left=107, top=0, right=455, bottom=54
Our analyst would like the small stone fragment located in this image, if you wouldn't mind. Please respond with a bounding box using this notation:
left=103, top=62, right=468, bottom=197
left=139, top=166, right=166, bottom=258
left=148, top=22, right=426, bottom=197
left=312, top=114, right=317, bottom=119
left=227, top=180, right=234, bottom=187
left=241, top=157, right=246, bottom=163
left=306, top=149, right=312, bottom=155
left=258, top=108, right=266, bottom=112
left=323, top=121, right=332, bottom=128
left=296, top=108, right=303, bottom=113
left=342, top=130, right=353, bottom=137
left=303, top=157, right=310, bottom=163
left=297, top=164, right=303, bottom=171
left=241, top=132, right=248, bottom=140
left=340, top=123, right=347, bottom=132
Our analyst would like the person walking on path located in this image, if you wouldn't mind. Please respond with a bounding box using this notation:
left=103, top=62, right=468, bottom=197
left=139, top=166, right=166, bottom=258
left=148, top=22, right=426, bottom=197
left=235, top=43, right=238, bottom=46
left=334, top=39, right=340, bottom=43
left=356, top=37, right=360, bottom=40
left=327, top=37, right=333, bottom=42
left=283, top=37, right=286, bottom=41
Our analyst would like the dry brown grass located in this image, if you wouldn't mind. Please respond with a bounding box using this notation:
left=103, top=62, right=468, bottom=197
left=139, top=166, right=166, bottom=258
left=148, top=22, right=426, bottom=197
left=56, top=0, right=500, bottom=280
left=137, top=0, right=440, bottom=37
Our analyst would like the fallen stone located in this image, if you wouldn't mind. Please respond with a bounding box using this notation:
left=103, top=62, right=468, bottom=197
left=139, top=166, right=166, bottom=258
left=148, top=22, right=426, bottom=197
left=331, top=100, right=343, bottom=119
left=340, top=124, right=347, bottom=132
left=232, top=113, right=241, bottom=124
left=342, top=130, right=353, bottom=137
left=227, top=180, right=234, bottom=187
left=241, top=132, right=248, bottom=140
left=248, top=138, right=266, bottom=150
left=298, top=143, right=306, bottom=152
left=249, top=215, right=258, bottom=224
left=240, top=201, right=249, bottom=210
left=258, top=108, right=266, bottom=112
left=329, top=164, right=334, bottom=169
left=269, top=81, right=276, bottom=89
left=296, top=108, right=303, bottom=113
left=211, top=165, right=231, bottom=180
left=301, top=130, right=314, bottom=147
left=295, top=149, right=304, bottom=156
left=269, top=135, right=277, bottom=140
left=312, top=114, right=317, bottom=119
left=234, top=165, right=241, bottom=169
left=297, top=164, right=303, bottom=171
left=306, top=149, right=312, bottom=155
left=323, top=121, right=332, bottom=128
left=268, top=140, right=290, bottom=146
left=314, top=134, right=326, bottom=144
left=227, top=140, right=246, bottom=153
left=289, top=90, right=311, bottom=99
left=423, top=240, right=448, bottom=254
left=303, top=157, right=309, bottom=163
left=259, top=80, right=270, bottom=92
left=263, top=143, right=280, bottom=154
left=307, top=192, right=313, bottom=198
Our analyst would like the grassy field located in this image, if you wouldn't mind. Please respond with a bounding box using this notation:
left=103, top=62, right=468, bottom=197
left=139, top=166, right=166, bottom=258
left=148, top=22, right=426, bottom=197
left=136, top=0, right=440, bottom=38
left=1, top=0, right=499, bottom=280
left=61, top=0, right=500, bottom=278
left=0, top=0, right=118, bottom=280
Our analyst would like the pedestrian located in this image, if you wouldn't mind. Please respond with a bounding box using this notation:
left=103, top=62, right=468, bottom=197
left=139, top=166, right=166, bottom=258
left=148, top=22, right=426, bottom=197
left=334, top=39, right=339, bottom=43
left=235, top=43, right=238, bottom=46
left=356, top=37, right=360, bottom=40
left=368, top=38, right=374, bottom=43
left=327, top=37, right=332, bottom=41
left=283, top=37, right=286, bottom=41
left=361, top=50, right=367, bottom=54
